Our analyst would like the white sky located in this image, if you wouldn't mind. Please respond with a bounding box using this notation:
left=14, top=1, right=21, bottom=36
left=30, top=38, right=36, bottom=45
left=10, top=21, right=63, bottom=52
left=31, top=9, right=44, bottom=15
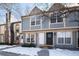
left=0, top=3, right=79, bottom=24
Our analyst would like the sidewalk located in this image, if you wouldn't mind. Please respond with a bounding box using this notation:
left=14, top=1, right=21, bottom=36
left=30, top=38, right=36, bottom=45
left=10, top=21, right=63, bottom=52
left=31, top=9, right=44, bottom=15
left=0, top=45, right=27, bottom=56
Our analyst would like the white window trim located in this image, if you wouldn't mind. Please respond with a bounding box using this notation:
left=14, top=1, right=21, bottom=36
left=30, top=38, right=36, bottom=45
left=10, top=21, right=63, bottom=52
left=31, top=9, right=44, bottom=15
left=50, top=13, right=64, bottom=24
left=57, top=32, right=72, bottom=45
left=30, top=15, right=41, bottom=27
left=26, top=33, right=36, bottom=43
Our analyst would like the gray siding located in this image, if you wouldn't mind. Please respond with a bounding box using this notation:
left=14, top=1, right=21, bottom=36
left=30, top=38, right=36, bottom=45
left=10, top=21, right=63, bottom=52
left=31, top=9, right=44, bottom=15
left=22, top=12, right=79, bottom=31
left=50, top=23, right=64, bottom=28
left=31, top=26, right=40, bottom=30
left=66, top=12, right=79, bottom=27
left=22, top=17, right=30, bottom=30
left=42, top=16, right=49, bottom=29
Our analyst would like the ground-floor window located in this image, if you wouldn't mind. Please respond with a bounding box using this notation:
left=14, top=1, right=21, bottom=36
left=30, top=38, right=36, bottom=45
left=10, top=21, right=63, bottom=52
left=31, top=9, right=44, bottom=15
left=57, top=32, right=72, bottom=45
left=25, top=33, right=36, bottom=43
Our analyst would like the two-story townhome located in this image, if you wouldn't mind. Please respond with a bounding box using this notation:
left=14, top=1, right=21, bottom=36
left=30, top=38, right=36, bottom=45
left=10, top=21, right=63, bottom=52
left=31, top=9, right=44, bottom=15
left=0, top=24, right=6, bottom=43
left=21, top=3, right=79, bottom=49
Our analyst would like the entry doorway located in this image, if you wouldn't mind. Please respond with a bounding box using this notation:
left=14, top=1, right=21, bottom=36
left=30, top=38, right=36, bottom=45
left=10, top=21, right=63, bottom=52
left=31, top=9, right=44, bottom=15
left=46, top=32, right=53, bottom=45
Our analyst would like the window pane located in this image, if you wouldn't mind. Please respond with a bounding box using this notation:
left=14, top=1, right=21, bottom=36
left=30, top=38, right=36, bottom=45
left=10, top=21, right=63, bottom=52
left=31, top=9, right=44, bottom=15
left=57, top=32, right=63, bottom=37
left=66, top=32, right=71, bottom=37
left=27, top=38, right=30, bottom=42
left=57, top=17, right=63, bottom=22
left=36, top=20, right=40, bottom=25
left=65, top=38, right=71, bottom=44
left=51, top=18, right=56, bottom=23
left=31, top=21, right=35, bottom=25
left=58, top=38, right=64, bottom=44
left=31, top=34, right=34, bottom=42
left=51, top=14, right=56, bottom=23
left=31, top=16, right=35, bottom=20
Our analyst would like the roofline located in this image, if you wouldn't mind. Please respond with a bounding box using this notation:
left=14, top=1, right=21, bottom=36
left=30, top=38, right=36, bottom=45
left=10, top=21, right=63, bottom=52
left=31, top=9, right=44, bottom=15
left=11, top=21, right=21, bottom=24
left=0, top=24, right=6, bottom=26
left=0, top=21, right=21, bottom=25
left=21, top=6, right=79, bottom=18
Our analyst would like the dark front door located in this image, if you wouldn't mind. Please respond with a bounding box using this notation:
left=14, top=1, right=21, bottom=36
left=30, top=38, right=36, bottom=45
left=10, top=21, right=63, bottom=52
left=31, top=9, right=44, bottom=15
left=78, top=31, right=79, bottom=47
left=46, top=32, right=53, bottom=45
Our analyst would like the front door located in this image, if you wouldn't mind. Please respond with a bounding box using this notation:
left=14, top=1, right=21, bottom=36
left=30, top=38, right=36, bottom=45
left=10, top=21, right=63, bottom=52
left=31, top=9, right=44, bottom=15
left=46, top=32, right=53, bottom=45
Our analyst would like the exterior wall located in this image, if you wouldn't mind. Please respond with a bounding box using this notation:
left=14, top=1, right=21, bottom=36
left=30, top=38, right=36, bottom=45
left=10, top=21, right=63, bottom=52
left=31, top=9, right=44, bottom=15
left=22, top=11, right=79, bottom=31
left=65, top=12, right=79, bottom=27
left=22, top=30, right=78, bottom=49
left=42, top=16, right=49, bottom=29
left=53, top=31, right=78, bottom=49
left=50, top=23, right=64, bottom=28
left=31, top=26, right=40, bottom=30
left=22, top=17, right=30, bottom=31
left=0, top=25, right=5, bottom=43
left=0, top=34, right=5, bottom=43
left=0, top=25, right=5, bottom=34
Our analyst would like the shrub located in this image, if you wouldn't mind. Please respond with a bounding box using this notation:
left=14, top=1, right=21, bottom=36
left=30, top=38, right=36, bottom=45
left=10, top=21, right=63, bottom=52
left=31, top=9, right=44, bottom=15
left=21, top=43, right=36, bottom=47
left=0, top=43, right=5, bottom=45
left=0, top=42, right=13, bottom=45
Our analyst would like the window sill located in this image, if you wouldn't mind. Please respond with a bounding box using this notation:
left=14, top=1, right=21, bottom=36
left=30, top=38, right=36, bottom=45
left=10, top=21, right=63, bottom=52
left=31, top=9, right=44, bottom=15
left=50, top=22, right=64, bottom=24
left=57, top=43, right=72, bottom=45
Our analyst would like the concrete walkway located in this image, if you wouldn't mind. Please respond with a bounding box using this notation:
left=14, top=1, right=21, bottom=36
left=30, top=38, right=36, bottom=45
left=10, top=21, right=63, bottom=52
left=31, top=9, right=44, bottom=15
left=0, top=51, right=21, bottom=56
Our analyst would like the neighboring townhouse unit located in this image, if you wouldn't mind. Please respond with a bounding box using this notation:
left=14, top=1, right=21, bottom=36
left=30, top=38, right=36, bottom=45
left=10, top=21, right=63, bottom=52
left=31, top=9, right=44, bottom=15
left=11, top=21, right=23, bottom=44
left=0, top=21, right=22, bottom=44
left=21, top=3, right=79, bottom=49
left=0, top=24, right=6, bottom=43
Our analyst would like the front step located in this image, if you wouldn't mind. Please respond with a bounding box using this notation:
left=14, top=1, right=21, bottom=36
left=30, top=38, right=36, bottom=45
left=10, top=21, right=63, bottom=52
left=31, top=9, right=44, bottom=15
left=40, top=45, right=53, bottom=49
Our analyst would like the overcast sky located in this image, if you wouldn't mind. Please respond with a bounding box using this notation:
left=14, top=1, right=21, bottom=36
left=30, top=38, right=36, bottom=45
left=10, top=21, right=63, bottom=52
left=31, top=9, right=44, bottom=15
left=0, top=3, right=52, bottom=24
left=0, top=3, right=78, bottom=24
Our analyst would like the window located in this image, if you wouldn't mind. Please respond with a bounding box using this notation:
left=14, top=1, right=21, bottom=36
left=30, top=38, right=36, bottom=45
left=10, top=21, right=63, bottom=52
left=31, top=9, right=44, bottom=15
left=51, top=13, right=56, bottom=23
left=31, top=15, right=41, bottom=26
left=31, top=34, right=35, bottom=42
left=57, top=32, right=72, bottom=45
left=65, top=32, right=71, bottom=44
left=50, top=12, right=63, bottom=23
left=36, top=20, right=40, bottom=25
left=31, top=21, right=35, bottom=25
left=26, top=33, right=35, bottom=43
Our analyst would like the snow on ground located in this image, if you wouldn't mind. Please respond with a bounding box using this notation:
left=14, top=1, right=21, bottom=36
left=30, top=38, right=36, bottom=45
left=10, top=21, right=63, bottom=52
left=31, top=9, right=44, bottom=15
left=2, top=46, right=79, bottom=56
left=3, top=47, right=42, bottom=56
left=0, top=45, right=12, bottom=49
left=49, top=48, right=79, bottom=56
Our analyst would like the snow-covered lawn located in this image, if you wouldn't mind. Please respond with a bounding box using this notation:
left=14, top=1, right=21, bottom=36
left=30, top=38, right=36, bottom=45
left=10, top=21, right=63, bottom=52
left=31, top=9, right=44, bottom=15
left=2, top=46, right=79, bottom=56
left=3, top=47, right=42, bottom=56
left=49, top=49, right=79, bottom=56
left=0, top=45, right=12, bottom=49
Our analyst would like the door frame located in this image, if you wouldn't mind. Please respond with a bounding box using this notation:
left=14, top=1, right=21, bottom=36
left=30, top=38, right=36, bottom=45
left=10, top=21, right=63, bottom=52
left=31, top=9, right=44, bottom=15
left=46, top=32, right=54, bottom=46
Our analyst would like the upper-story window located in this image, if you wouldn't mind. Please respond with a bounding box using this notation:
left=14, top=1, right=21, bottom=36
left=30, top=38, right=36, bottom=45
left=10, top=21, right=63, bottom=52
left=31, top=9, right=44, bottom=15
left=50, top=12, right=63, bottom=23
left=31, top=15, right=41, bottom=26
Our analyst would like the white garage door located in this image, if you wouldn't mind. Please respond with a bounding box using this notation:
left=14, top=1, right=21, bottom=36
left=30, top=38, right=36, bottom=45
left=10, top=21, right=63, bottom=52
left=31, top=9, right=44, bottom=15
left=38, top=33, right=45, bottom=45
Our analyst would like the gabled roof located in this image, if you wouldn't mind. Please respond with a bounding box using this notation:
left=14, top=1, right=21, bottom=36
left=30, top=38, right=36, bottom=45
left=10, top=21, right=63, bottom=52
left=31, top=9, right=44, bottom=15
left=29, top=6, right=43, bottom=15
left=48, top=3, right=65, bottom=12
